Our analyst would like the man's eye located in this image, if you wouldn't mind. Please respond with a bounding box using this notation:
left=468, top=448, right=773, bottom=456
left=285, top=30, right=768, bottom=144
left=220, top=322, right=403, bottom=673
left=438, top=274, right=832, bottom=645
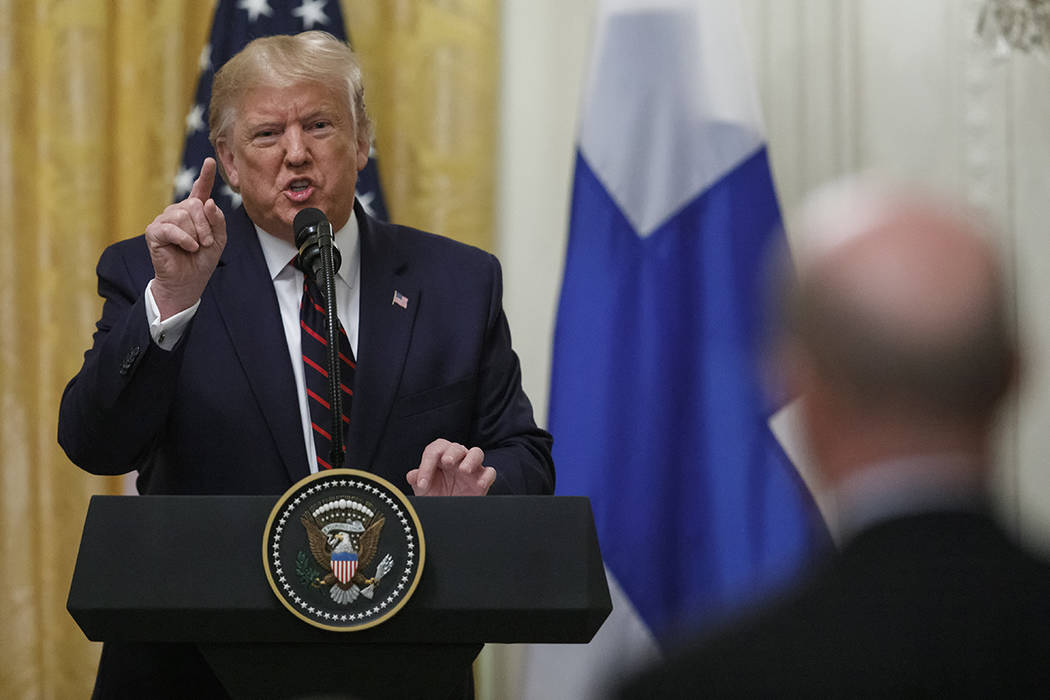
left=311, top=121, right=330, bottom=130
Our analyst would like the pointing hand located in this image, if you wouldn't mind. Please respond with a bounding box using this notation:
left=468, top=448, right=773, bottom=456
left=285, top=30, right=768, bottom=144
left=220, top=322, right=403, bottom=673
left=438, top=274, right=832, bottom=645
left=145, top=157, right=228, bottom=319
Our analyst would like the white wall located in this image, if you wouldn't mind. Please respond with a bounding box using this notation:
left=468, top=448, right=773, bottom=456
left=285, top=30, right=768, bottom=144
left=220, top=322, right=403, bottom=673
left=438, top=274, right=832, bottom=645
left=497, top=0, right=597, bottom=431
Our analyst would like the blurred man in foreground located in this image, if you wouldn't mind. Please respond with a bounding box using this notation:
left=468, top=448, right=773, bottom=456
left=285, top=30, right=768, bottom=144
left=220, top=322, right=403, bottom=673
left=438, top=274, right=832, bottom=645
left=621, top=177, right=1050, bottom=697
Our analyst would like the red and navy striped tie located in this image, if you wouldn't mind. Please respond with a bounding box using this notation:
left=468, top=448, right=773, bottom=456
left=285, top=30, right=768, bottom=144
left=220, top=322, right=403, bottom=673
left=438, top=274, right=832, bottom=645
left=300, top=277, right=354, bottom=470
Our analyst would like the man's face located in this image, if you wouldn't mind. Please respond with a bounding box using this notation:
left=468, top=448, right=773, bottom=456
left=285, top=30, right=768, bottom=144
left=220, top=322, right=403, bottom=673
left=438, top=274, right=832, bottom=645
left=216, top=81, right=369, bottom=242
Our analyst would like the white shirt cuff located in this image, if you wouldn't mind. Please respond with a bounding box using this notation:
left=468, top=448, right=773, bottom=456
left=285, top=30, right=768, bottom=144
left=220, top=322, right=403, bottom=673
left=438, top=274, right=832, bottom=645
left=145, top=279, right=200, bottom=351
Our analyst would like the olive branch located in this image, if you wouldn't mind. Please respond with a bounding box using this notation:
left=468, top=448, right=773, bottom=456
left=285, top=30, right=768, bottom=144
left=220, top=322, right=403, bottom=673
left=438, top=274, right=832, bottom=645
left=295, top=550, right=325, bottom=588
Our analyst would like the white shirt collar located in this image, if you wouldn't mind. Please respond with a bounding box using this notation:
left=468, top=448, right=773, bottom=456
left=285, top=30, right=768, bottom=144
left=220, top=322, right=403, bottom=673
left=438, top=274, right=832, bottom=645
left=833, top=453, right=987, bottom=542
left=255, top=209, right=361, bottom=286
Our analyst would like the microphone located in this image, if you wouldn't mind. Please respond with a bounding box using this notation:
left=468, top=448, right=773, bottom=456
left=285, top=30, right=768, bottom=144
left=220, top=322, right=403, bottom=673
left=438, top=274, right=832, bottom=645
left=293, top=207, right=341, bottom=287
left=293, top=207, right=346, bottom=468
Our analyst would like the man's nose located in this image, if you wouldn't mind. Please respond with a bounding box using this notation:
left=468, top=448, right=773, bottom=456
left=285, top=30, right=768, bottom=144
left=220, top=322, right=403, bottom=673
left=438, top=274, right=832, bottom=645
left=283, top=127, right=309, bottom=166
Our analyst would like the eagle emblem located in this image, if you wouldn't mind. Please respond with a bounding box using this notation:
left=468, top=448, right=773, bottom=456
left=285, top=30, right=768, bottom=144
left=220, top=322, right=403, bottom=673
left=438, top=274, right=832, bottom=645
left=263, top=469, right=425, bottom=631
left=300, top=497, right=395, bottom=605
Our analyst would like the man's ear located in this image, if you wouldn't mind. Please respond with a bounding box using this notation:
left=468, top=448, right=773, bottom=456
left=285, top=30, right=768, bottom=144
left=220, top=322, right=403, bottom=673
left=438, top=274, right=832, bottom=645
left=215, top=139, right=240, bottom=190
left=355, top=137, right=369, bottom=173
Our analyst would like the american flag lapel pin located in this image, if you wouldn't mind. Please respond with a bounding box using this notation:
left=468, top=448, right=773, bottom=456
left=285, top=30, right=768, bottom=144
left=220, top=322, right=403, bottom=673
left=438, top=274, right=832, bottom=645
left=392, top=290, right=409, bottom=309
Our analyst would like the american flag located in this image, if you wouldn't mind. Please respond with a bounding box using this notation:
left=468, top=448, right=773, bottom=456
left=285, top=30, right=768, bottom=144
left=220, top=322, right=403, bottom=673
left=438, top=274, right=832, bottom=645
left=392, top=290, right=408, bottom=309
left=175, top=0, right=389, bottom=221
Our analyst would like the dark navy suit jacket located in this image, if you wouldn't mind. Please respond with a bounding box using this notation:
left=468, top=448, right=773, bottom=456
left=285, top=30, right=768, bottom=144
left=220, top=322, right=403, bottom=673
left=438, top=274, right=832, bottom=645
left=59, top=202, right=553, bottom=496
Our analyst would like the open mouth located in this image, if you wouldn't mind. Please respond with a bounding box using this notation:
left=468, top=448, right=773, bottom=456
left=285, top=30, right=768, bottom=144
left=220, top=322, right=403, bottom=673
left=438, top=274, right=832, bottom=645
left=286, top=180, right=314, bottom=202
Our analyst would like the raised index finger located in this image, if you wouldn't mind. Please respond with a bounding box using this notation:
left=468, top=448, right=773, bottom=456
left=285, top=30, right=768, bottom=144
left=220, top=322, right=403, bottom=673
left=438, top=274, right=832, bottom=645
left=188, top=157, right=217, bottom=202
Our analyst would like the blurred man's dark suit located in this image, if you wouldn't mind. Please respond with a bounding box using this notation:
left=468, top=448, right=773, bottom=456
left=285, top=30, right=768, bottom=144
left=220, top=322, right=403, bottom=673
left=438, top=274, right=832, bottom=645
left=621, top=506, right=1050, bottom=698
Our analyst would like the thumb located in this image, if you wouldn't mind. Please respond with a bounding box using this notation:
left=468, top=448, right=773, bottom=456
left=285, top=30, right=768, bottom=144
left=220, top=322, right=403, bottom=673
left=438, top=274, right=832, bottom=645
left=202, top=198, right=227, bottom=248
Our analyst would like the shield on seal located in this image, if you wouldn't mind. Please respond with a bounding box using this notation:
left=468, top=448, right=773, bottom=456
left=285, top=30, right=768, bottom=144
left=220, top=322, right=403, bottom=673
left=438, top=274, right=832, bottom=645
left=331, top=550, right=358, bottom=585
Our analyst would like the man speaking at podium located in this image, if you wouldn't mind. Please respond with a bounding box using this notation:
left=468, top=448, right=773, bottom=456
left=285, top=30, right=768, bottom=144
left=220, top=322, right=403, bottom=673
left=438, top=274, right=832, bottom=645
left=59, top=31, right=553, bottom=698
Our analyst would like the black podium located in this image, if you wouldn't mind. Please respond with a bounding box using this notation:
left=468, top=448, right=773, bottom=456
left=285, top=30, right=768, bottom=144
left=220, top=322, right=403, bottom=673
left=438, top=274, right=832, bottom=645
left=68, top=495, right=611, bottom=699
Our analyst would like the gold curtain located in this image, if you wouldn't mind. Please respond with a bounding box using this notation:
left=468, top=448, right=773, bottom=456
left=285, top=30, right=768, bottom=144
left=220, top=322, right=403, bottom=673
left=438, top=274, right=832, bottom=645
left=346, top=0, right=499, bottom=249
left=0, top=0, right=498, bottom=697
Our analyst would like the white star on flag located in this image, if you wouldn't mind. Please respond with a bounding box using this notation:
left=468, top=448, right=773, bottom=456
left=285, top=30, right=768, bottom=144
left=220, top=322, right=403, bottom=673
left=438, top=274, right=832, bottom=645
left=221, top=184, right=242, bottom=209
left=356, top=189, right=376, bottom=217
left=292, top=0, right=329, bottom=29
left=238, top=0, right=273, bottom=22
left=173, top=166, right=196, bottom=198
left=198, top=44, right=212, bottom=73
left=185, top=104, right=206, bottom=135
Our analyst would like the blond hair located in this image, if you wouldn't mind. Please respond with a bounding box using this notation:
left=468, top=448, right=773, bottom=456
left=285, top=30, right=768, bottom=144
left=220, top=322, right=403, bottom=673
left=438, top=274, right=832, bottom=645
left=208, top=31, right=373, bottom=151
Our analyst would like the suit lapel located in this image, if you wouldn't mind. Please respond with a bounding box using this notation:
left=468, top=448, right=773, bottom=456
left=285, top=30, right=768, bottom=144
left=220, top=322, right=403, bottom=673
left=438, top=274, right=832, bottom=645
left=209, top=207, right=310, bottom=484
left=350, top=204, right=419, bottom=468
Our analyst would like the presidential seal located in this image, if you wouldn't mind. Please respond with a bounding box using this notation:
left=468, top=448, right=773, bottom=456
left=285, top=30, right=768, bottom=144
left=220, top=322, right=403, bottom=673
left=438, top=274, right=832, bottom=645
left=263, top=469, right=425, bottom=631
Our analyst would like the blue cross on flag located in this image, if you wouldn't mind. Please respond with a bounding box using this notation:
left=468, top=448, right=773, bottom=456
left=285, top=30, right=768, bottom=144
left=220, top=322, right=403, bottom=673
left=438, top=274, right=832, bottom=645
left=523, top=1, right=830, bottom=696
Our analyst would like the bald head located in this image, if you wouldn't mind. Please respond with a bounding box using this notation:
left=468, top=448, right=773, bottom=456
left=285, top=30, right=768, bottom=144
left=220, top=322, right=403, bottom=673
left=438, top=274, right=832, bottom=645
left=784, top=178, right=1015, bottom=427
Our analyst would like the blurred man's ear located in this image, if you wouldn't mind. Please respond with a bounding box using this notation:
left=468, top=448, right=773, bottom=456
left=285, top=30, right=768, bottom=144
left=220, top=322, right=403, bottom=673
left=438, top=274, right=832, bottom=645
left=770, top=336, right=815, bottom=400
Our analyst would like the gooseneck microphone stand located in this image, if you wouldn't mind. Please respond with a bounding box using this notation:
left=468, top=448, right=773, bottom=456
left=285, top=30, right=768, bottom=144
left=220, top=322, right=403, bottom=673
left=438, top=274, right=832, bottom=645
left=315, top=217, right=345, bottom=469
